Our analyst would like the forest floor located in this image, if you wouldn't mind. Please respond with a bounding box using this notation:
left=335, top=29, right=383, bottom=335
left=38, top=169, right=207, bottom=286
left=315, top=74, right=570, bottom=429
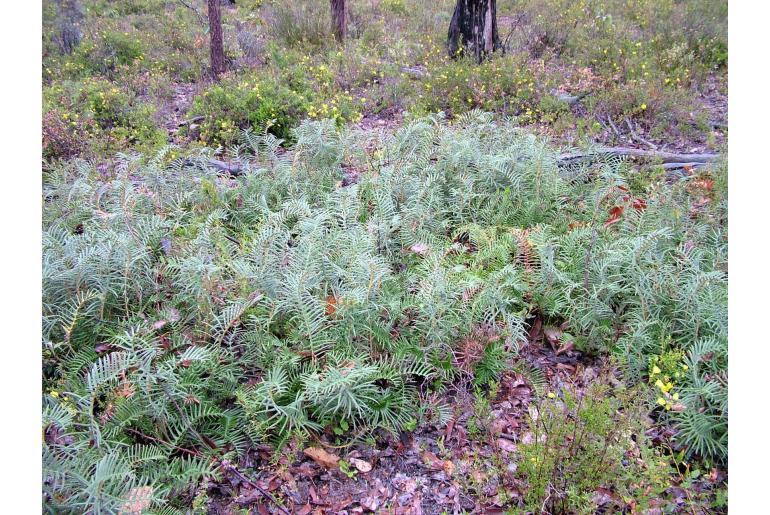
left=42, top=1, right=728, bottom=513
left=207, top=339, right=727, bottom=514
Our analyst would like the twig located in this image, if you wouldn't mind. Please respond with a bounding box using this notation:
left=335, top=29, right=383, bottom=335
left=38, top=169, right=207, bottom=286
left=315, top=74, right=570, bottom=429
left=160, top=382, right=216, bottom=450
left=178, top=115, right=205, bottom=127
left=218, top=459, right=291, bottom=515
left=557, top=147, right=719, bottom=167
left=624, top=117, right=657, bottom=150
left=124, top=427, right=203, bottom=458
left=177, top=0, right=207, bottom=28
left=606, top=115, right=624, bottom=142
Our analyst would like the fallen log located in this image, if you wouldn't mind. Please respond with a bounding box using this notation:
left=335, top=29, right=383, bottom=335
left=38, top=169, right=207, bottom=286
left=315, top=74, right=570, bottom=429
left=660, top=162, right=709, bottom=170
left=206, top=158, right=243, bottom=176
left=557, top=146, right=720, bottom=167
left=181, top=157, right=244, bottom=176
left=178, top=115, right=204, bottom=127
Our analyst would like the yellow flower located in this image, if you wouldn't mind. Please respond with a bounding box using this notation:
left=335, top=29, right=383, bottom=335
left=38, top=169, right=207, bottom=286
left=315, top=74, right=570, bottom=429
left=50, top=391, right=59, bottom=398
left=657, top=397, right=666, bottom=406
left=672, top=393, right=679, bottom=401
left=547, top=392, right=556, bottom=399
left=663, top=382, right=673, bottom=393
left=655, top=379, right=664, bottom=389
left=640, top=103, right=647, bottom=110
left=652, top=366, right=661, bottom=374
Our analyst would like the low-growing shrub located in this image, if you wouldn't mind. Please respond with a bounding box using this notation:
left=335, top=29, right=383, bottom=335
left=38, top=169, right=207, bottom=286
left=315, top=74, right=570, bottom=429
left=187, top=75, right=308, bottom=144
left=42, top=114, right=727, bottom=512
left=43, top=78, right=166, bottom=157
left=517, top=379, right=672, bottom=513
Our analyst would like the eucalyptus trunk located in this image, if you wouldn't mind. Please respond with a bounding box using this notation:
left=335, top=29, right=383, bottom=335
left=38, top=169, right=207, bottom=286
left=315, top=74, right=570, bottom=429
left=448, top=0, right=500, bottom=62
left=330, top=0, right=348, bottom=42
left=208, top=0, right=226, bottom=79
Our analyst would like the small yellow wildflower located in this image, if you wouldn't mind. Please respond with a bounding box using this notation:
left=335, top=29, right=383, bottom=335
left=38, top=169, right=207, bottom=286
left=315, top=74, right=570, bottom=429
left=657, top=397, right=666, bottom=406
left=50, top=391, right=59, bottom=398
left=640, top=103, right=647, bottom=110
left=672, top=393, right=679, bottom=401
left=547, top=392, right=556, bottom=399
left=652, top=366, right=661, bottom=374
left=655, top=379, right=665, bottom=390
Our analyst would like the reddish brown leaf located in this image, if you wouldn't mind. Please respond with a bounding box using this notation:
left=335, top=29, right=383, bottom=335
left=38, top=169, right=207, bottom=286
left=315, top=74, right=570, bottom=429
left=632, top=198, right=647, bottom=211
left=543, top=326, right=562, bottom=349
left=604, top=205, right=624, bottom=227
left=422, top=450, right=443, bottom=470
left=303, top=447, right=340, bottom=469
left=325, top=295, right=338, bottom=316
left=95, top=342, right=112, bottom=353
left=528, top=316, right=543, bottom=343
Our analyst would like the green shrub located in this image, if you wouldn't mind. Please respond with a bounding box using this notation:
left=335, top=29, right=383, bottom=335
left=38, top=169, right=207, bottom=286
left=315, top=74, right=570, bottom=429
left=43, top=78, right=165, bottom=157
left=102, top=30, right=145, bottom=66
left=408, top=48, right=547, bottom=121
left=42, top=114, right=727, bottom=511
left=188, top=75, right=309, bottom=144
left=517, top=380, right=672, bottom=513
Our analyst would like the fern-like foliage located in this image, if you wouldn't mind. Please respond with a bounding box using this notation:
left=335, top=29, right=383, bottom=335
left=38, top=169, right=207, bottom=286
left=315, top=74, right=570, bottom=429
left=42, top=114, right=728, bottom=511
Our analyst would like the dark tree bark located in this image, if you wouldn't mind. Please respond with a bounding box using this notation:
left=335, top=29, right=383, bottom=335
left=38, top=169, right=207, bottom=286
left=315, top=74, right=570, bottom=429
left=448, top=0, right=500, bottom=63
left=55, top=0, right=84, bottom=54
left=208, top=0, right=226, bottom=80
left=330, top=0, right=347, bottom=42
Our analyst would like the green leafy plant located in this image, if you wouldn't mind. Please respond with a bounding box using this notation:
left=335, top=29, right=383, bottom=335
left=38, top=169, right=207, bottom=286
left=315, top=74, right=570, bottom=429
left=42, top=114, right=727, bottom=511
left=517, top=380, right=670, bottom=513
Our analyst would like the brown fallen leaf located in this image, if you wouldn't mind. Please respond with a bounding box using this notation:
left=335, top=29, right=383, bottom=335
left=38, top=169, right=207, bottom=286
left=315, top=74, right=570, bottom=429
left=349, top=457, right=373, bottom=473
left=303, top=447, right=340, bottom=469
left=422, top=450, right=444, bottom=470
left=528, top=316, right=543, bottom=343
left=496, top=438, right=517, bottom=453
left=543, top=326, right=562, bottom=349
left=443, top=459, right=455, bottom=476
left=556, top=340, right=574, bottom=356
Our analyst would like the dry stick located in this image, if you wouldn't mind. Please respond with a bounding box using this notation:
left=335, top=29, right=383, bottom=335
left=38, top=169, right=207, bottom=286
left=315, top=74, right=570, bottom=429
left=606, top=115, right=624, bottom=142
left=161, top=382, right=215, bottom=451
left=178, top=115, right=205, bottom=127
left=624, top=117, right=658, bottom=150
left=124, top=427, right=203, bottom=458
left=177, top=0, right=207, bottom=27
left=557, top=147, right=719, bottom=166
left=219, top=459, right=291, bottom=515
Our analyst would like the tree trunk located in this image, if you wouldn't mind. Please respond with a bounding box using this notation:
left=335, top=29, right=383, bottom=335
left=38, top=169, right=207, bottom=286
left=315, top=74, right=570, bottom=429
left=448, top=0, right=500, bottom=63
left=330, top=0, right=347, bottom=42
left=208, top=0, right=226, bottom=80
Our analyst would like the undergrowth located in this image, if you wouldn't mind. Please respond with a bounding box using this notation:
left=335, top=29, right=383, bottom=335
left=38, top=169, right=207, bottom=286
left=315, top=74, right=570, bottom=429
left=42, top=113, right=727, bottom=512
